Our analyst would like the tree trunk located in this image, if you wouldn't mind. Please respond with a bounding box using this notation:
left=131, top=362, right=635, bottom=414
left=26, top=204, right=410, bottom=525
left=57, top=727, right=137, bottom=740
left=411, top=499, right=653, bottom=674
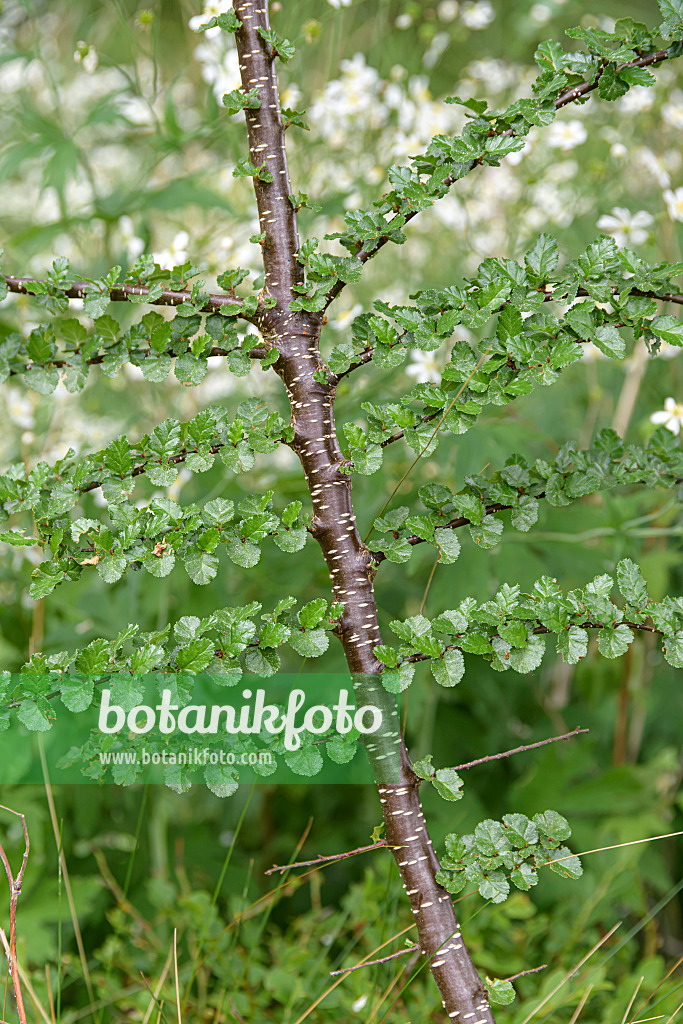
left=234, top=3, right=495, bottom=1018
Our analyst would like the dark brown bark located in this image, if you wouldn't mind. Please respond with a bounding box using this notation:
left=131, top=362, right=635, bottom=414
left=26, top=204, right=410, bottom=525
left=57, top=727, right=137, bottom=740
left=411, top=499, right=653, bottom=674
left=232, top=3, right=495, bottom=1019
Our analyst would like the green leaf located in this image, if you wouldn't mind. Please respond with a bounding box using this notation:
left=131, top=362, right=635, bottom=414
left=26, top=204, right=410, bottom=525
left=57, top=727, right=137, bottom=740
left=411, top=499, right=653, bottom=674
left=244, top=647, right=280, bottom=676
left=533, top=810, right=571, bottom=844
left=469, top=516, right=503, bottom=549
left=222, top=86, right=261, bottom=116
left=299, top=598, right=327, bottom=629
left=285, top=745, right=323, bottom=776
left=478, top=871, right=510, bottom=904
left=273, top=526, right=307, bottom=553
left=29, top=562, right=64, bottom=599
left=256, top=26, right=295, bottom=62
left=658, top=0, right=683, bottom=39
left=193, top=10, right=240, bottom=32
left=593, top=324, right=625, bottom=359
left=435, top=531, right=461, bottom=563
left=511, top=861, right=538, bottom=891
left=381, top=662, right=414, bottom=693
left=225, top=536, right=260, bottom=568
left=204, top=764, right=238, bottom=798
left=486, top=979, right=516, bottom=1006
left=327, top=733, right=358, bottom=764
left=508, top=635, right=545, bottom=673
left=17, top=700, right=53, bottom=731
left=176, top=638, right=215, bottom=672
left=105, top=436, right=132, bottom=478
left=616, top=558, right=649, bottom=606
left=433, top=768, right=464, bottom=802
left=511, top=496, right=539, bottom=532
left=651, top=313, right=683, bottom=345
left=431, top=649, right=465, bottom=688
left=598, top=624, right=634, bottom=658
left=184, top=549, right=219, bottom=585
left=412, top=755, right=435, bottom=780
left=175, top=353, right=207, bottom=386
left=60, top=677, right=94, bottom=713
left=663, top=632, right=683, bottom=668
left=546, top=845, right=583, bottom=879
left=556, top=626, right=588, bottom=664
left=525, top=234, right=559, bottom=281
left=502, top=813, right=538, bottom=847
left=289, top=629, right=329, bottom=658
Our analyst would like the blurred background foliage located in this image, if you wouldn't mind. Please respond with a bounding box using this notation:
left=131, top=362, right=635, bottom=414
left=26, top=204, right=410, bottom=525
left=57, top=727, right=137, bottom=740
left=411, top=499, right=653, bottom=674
left=0, top=0, right=682, bottom=1021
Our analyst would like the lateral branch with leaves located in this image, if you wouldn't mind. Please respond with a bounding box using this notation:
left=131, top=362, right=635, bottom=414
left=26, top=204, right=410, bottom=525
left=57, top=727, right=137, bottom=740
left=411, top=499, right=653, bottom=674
left=2, top=3, right=683, bottom=1021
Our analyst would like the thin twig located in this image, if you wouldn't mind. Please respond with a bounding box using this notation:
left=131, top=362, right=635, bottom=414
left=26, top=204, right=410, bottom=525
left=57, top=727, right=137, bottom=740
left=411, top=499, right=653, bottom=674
left=404, top=620, right=667, bottom=667
left=323, top=47, right=678, bottom=310
left=448, top=727, right=589, bottom=772
left=228, top=997, right=248, bottom=1024
left=500, top=965, right=548, bottom=983
left=3, top=276, right=245, bottom=314
left=330, top=945, right=419, bottom=976
left=265, top=840, right=385, bottom=876
left=0, top=805, right=29, bottom=1024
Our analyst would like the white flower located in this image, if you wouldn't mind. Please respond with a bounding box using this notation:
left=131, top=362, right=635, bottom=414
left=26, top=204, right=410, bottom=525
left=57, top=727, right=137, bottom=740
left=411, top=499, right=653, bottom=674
left=580, top=342, right=608, bottom=363
left=596, top=207, right=653, bottom=248
left=662, top=89, right=683, bottom=129
left=406, top=350, right=441, bottom=383
left=610, top=142, right=627, bottom=159
left=530, top=4, right=552, bottom=25
left=395, top=13, right=413, bottom=28
left=327, top=0, right=352, bottom=7
left=5, top=389, right=35, bottom=430
left=663, top=187, right=683, bottom=222
left=437, top=1, right=460, bottom=21
left=153, top=230, right=190, bottom=269
left=635, top=146, right=670, bottom=188
left=351, top=994, right=369, bottom=1012
left=650, top=397, right=683, bottom=435
left=329, top=303, right=362, bottom=332
left=189, top=0, right=231, bottom=37
left=423, top=31, right=450, bottom=68
left=546, top=119, right=587, bottom=151
left=73, top=41, right=98, bottom=74
left=117, top=216, right=145, bottom=263
left=618, top=85, right=654, bottom=113
left=460, top=1, right=495, bottom=29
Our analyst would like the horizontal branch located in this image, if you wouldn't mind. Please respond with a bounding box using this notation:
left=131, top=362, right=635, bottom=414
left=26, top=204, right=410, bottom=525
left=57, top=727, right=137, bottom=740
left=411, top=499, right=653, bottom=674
left=72, top=436, right=294, bottom=496
left=330, top=944, right=419, bottom=976
left=564, top=285, right=683, bottom=307
left=323, top=45, right=678, bottom=309
left=3, top=276, right=246, bottom=314
left=341, top=283, right=683, bottom=387
left=369, top=501, right=509, bottom=564
left=448, top=726, right=589, bottom=772
left=555, top=47, right=670, bottom=109
left=500, top=965, right=548, bottom=984
left=9, top=346, right=267, bottom=382
left=264, top=840, right=386, bottom=876
left=404, top=620, right=664, bottom=665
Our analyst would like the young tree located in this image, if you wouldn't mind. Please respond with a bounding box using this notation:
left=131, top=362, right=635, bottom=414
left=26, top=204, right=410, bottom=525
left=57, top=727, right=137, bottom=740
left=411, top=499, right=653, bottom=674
left=2, top=1, right=683, bottom=1020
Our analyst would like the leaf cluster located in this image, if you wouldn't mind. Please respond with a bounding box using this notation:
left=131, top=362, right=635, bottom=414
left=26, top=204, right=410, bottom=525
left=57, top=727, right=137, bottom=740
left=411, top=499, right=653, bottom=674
left=434, top=810, right=582, bottom=904
left=373, top=561, right=683, bottom=689
left=370, top=427, right=683, bottom=563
